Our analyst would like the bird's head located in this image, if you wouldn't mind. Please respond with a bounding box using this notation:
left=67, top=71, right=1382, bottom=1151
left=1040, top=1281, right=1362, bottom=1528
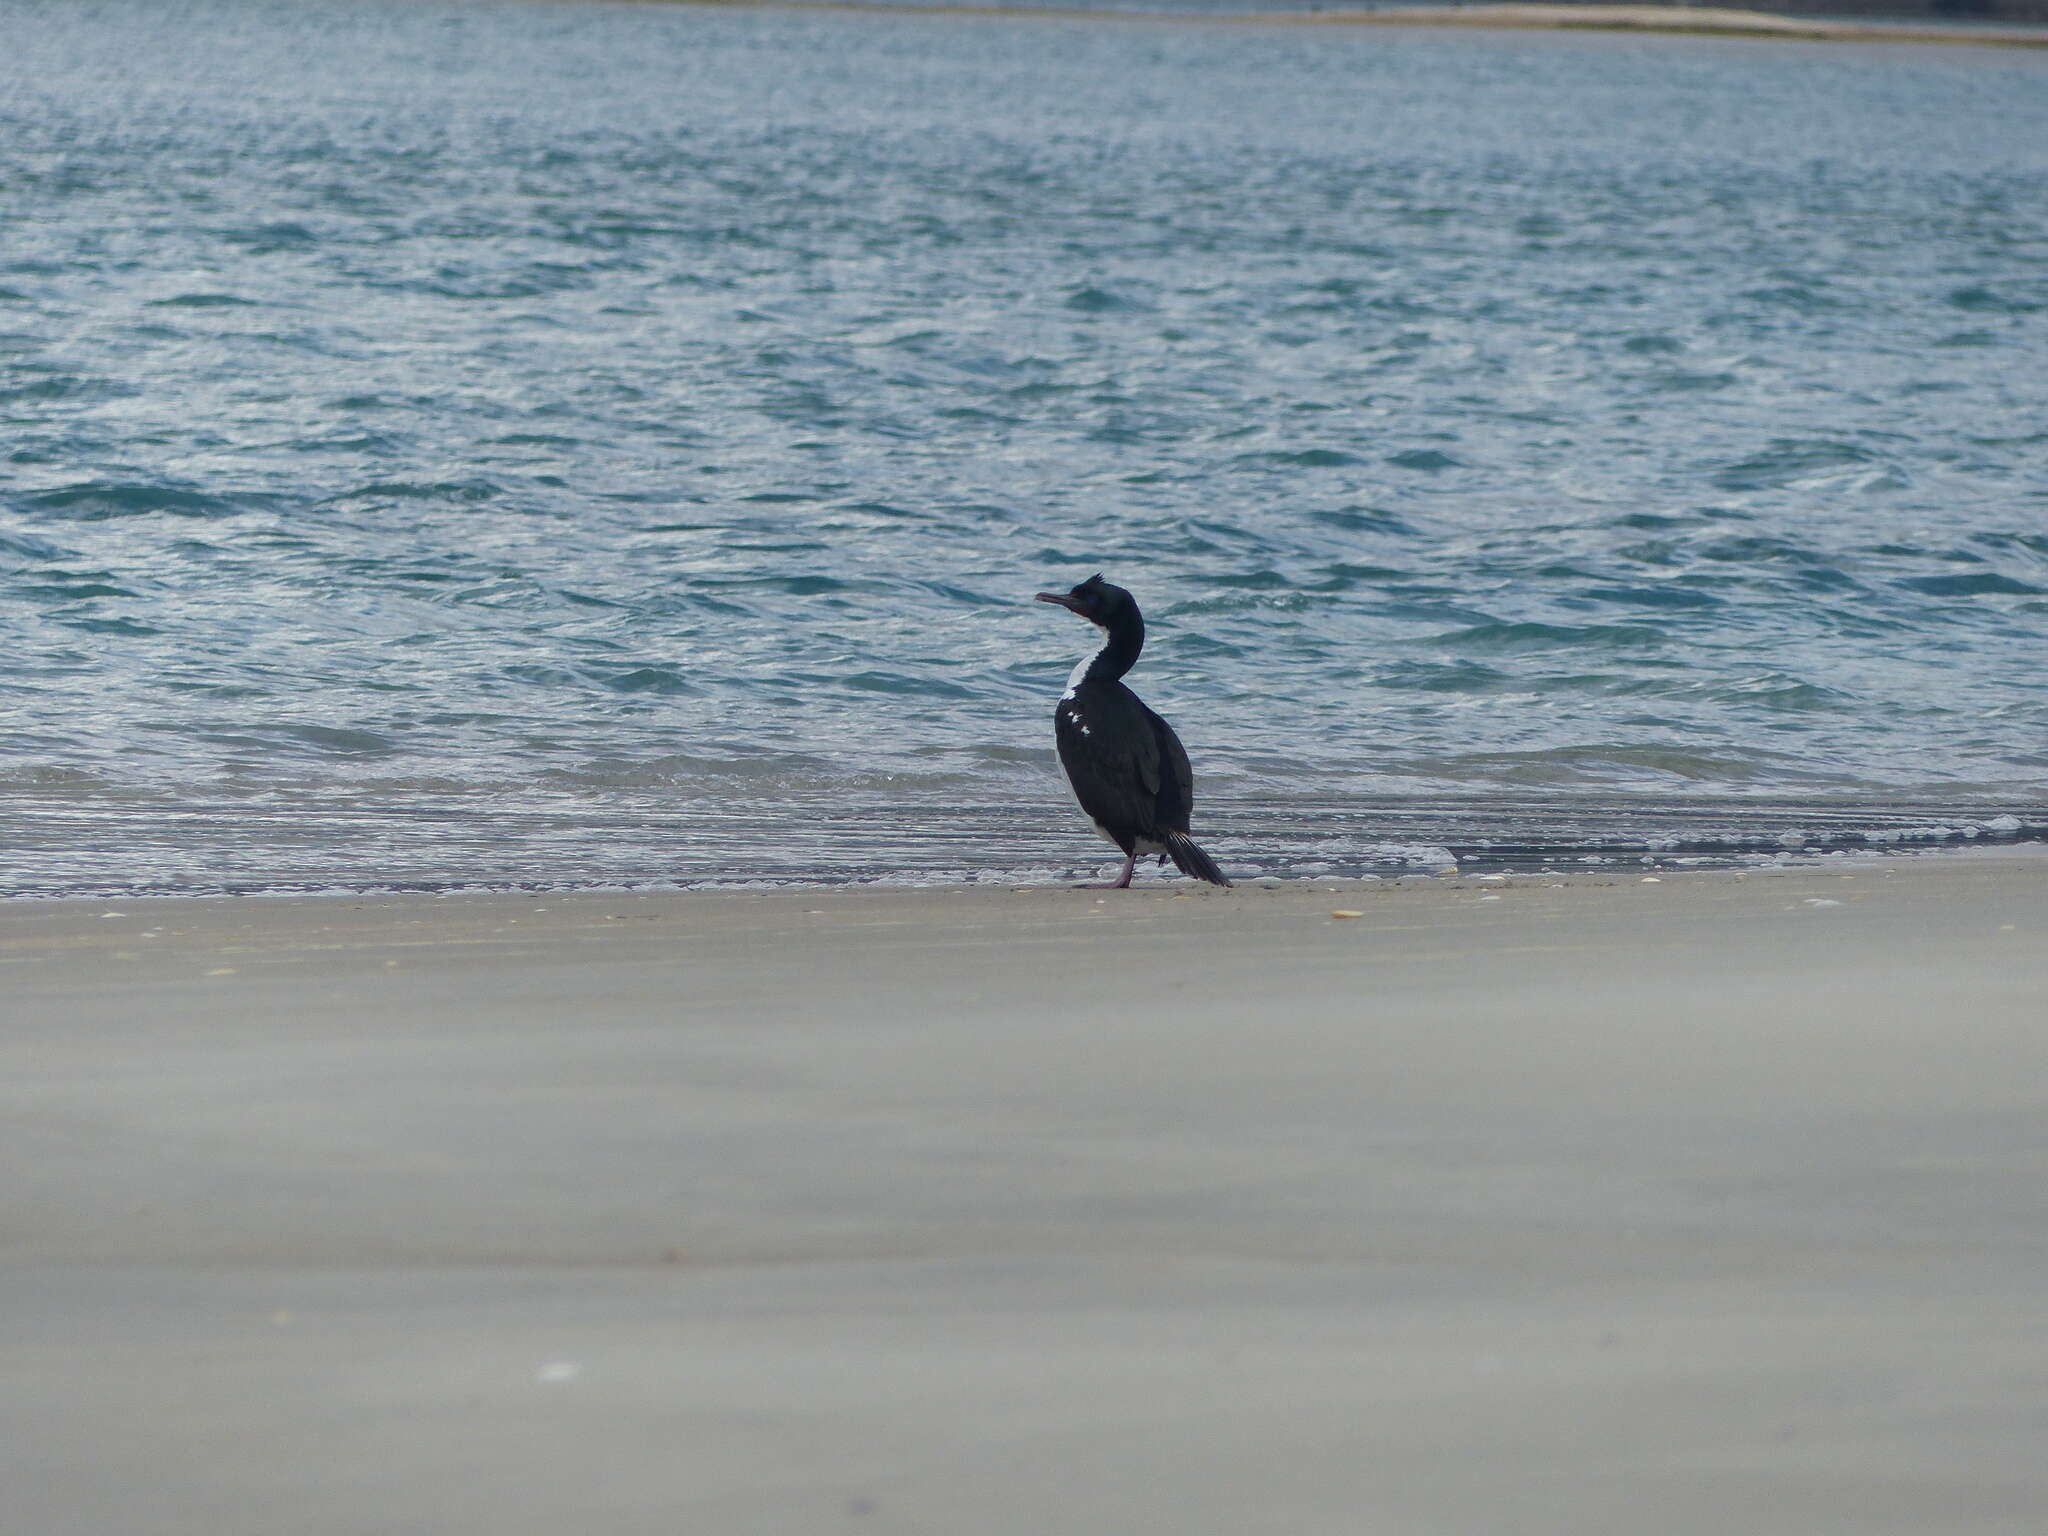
left=1034, top=573, right=1134, bottom=629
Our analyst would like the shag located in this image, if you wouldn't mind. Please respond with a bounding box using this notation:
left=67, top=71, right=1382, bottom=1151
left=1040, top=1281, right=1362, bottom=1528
left=1036, top=574, right=1230, bottom=889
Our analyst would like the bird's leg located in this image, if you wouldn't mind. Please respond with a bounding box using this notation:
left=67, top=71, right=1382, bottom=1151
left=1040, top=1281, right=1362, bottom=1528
left=1076, top=850, right=1138, bottom=890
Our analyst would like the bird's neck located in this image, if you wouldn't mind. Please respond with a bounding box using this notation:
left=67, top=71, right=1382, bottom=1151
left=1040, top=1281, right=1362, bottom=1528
left=1072, top=614, right=1143, bottom=689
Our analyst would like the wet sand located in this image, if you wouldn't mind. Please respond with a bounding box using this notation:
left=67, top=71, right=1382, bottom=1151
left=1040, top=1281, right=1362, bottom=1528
left=4, top=852, right=2046, bottom=1533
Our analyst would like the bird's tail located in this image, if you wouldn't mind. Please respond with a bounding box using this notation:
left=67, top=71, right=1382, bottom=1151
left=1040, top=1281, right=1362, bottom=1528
left=1162, top=831, right=1231, bottom=888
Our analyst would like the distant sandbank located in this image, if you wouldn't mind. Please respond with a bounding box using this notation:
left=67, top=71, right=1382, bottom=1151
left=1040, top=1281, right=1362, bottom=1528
left=647, top=0, right=2048, bottom=49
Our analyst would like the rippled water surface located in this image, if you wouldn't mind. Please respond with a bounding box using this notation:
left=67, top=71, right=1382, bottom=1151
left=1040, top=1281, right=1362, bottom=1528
left=4, top=0, right=2047, bottom=894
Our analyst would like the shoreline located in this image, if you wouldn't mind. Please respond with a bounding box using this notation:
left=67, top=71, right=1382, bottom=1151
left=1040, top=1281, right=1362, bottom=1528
left=3, top=826, right=2040, bottom=906
left=632, top=0, right=2048, bottom=48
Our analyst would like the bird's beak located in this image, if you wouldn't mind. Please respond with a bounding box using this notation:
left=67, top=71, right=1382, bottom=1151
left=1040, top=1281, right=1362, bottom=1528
left=1035, top=591, right=1083, bottom=613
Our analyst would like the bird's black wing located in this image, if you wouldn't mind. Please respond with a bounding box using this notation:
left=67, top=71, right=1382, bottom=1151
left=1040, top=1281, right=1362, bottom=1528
left=1141, top=703, right=1195, bottom=831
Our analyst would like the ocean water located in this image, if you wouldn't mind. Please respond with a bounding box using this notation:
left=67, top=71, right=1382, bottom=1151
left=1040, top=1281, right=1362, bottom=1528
left=3, top=0, right=2046, bottom=896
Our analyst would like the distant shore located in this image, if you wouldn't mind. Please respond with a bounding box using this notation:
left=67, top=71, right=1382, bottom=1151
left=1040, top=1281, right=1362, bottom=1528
left=650, top=0, right=2048, bottom=48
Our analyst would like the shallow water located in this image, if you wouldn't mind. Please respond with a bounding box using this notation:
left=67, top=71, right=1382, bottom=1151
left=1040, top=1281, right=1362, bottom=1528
left=3, top=0, right=2046, bottom=895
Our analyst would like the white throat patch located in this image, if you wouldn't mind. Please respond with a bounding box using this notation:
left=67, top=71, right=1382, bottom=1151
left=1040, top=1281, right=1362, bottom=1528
left=1062, top=637, right=1106, bottom=701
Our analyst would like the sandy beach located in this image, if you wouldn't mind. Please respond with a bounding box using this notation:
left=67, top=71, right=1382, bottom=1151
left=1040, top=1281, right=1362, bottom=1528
left=4, top=852, right=2045, bottom=1533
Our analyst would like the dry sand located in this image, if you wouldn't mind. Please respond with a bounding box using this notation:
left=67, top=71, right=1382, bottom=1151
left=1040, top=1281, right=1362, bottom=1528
left=4, top=851, right=2046, bottom=1534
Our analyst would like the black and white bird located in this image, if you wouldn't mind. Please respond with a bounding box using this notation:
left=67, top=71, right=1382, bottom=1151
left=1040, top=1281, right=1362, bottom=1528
left=1035, top=574, right=1230, bottom=889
